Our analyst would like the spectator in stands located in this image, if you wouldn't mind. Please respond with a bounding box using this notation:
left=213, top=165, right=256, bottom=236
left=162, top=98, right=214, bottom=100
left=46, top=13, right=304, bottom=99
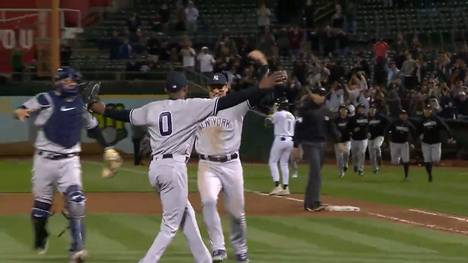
left=451, top=80, right=467, bottom=99
left=256, top=28, right=277, bottom=57
left=175, top=5, right=186, bottom=31
left=109, top=30, right=122, bottom=60
left=449, top=58, right=467, bottom=87
left=276, top=27, right=290, bottom=57
left=130, top=29, right=147, bottom=54
left=127, top=13, right=141, bottom=33
left=118, top=39, right=132, bottom=59
left=373, top=38, right=389, bottom=63
left=321, top=25, right=335, bottom=57
left=436, top=51, right=451, bottom=82
left=159, top=2, right=170, bottom=33
left=215, top=41, right=234, bottom=71
left=344, top=0, right=357, bottom=34
left=197, top=46, right=215, bottom=77
left=303, top=0, right=315, bottom=29
left=257, top=2, right=272, bottom=32
left=400, top=52, right=418, bottom=90
left=387, top=61, right=400, bottom=85
left=288, top=26, right=303, bottom=61
left=410, top=34, right=422, bottom=57
left=437, top=84, right=456, bottom=119
left=455, top=91, right=468, bottom=119
left=216, top=30, right=238, bottom=57
left=237, top=36, right=254, bottom=58
left=386, top=83, right=402, bottom=118
left=180, top=38, right=196, bottom=70
left=326, top=80, right=345, bottom=114
left=394, top=32, right=407, bottom=55
left=185, top=1, right=199, bottom=34
left=292, top=55, right=307, bottom=85
left=238, top=64, right=257, bottom=90
left=331, top=3, right=345, bottom=30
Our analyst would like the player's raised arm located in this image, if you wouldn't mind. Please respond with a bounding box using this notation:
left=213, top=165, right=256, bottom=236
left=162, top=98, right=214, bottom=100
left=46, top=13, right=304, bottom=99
left=13, top=93, right=50, bottom=121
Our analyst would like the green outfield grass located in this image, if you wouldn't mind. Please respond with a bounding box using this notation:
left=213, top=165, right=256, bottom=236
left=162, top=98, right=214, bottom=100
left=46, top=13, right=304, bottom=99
left=1, top=214, right=468, bottom=263
left=1, top=159, right=468, bottom=215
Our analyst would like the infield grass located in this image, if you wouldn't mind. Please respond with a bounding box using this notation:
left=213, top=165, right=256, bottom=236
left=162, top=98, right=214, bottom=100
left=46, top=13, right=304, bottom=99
left=1, top=214, right=468, bottom=263
left=1, top=159, right=468, bottom=215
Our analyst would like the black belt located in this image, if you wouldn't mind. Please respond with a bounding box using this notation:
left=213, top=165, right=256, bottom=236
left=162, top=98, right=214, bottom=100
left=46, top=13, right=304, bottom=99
left=199, top=153, right=238, bottom=163
left=153, top=154, right=189, bottom=162
left=38, top=150, right=79, bottom=160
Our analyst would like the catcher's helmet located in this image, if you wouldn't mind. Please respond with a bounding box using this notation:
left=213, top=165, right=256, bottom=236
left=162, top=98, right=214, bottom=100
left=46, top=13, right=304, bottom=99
left=54, top=67, right=81, bottom=96
left=55, top=66, right=81, bottom=81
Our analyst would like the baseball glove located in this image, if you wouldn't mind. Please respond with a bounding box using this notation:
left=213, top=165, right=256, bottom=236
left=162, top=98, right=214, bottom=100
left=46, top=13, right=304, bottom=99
left=80, top=81, right=101, bottom=108
left=102, top=147, right=123, bottom=178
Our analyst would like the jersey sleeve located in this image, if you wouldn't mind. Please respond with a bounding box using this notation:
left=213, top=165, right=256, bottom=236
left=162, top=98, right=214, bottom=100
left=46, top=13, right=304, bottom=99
left=271, top=112, right=279, bottom=124
left=21, top=93, right=50, bottom=111
left=190, top=98, right=219, bottom=118
left=83, top=111, right=99, bottom=129
left=130, top=103, right=153, bottom=126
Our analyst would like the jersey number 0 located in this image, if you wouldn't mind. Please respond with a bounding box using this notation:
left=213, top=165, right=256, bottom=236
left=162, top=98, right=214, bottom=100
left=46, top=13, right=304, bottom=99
left=159, top=112, right=173, bottom=136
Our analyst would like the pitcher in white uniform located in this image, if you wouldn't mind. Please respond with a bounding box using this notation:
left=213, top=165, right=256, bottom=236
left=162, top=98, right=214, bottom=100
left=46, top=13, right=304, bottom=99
left=89, top=65, right=287, bottom=262
left=195, top=72, right=258, bottom=262
left=267, top=98, right=296, bottom=195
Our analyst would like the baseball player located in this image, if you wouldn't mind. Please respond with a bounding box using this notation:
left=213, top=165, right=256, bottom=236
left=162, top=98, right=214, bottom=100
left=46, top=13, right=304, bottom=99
left=334, top=104, right=351, bottom=177
left=387, top=109, right=417, bottom=180
left=89, top=66, right=286, bottom=263
left=367, top=104, right=390, bottom=174
left=196, top=69, right=267, bottom=262
left=417, top=104, right=456, bottom=182
left=13, top=67, right=119, bottom=263
left=267, top=97, right=296, bottom=195
left=348, top=103, right=369, bottom=176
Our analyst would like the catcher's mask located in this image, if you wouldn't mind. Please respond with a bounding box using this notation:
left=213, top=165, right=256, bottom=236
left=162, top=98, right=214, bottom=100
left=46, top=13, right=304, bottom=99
left=54, top=67, right=81, bottom=97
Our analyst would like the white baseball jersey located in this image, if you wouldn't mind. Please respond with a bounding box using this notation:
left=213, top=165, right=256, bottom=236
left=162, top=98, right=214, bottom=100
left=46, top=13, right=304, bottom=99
left=23, top=92, right=98, bottom=154
left=130, top=98, right=219, bottom=156
left=195, top=101, right=250, bottom=155
left=271, top=110, right=296, bottom=137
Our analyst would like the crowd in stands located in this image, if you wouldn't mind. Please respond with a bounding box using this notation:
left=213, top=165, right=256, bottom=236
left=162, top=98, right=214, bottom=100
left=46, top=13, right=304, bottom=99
left=5, top=0, right=467, bottom=123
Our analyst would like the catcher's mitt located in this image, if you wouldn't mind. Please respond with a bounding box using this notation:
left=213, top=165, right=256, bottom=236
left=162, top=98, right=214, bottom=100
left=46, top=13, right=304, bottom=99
left=80, top=81, right=101, bottom=108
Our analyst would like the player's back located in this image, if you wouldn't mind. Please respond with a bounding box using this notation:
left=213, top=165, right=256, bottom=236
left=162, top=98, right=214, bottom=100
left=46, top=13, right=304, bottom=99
left=130, top=98, right=218, bottom=157
left=273, top=110, right=295, bottom=137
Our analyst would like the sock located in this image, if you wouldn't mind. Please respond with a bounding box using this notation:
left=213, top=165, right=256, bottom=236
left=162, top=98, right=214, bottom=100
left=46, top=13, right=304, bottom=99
left=274, top=181, right=280, bottom=187
left=283, top=184, right=288, bottom=189
left=425, top=162, right=433, bottom=182
left=403, top=163, right=409, bottom=178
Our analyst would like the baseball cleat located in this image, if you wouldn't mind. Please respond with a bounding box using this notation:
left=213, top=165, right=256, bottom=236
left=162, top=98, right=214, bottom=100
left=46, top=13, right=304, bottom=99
left=69, top=249, right=87, bottom=263
left=344, top=165, right=348, bottom=172
left=358, top=170, right=364, bottom=176
left=373, top=168, right=380, bottom=174
left=269, top=186, right=283, bottom=195
left=339, top=171, right=345, bottom=178
left=353, top=166, right=358, bottom=173
left=212, top=249, right=227, bottom=262
left=35, top=239, right=48, bottom=255
left=292, top=172, right=299, bottom=178
left=277, top=187, right=290, bottom=196
left=235, top=252, right=249, bottom=263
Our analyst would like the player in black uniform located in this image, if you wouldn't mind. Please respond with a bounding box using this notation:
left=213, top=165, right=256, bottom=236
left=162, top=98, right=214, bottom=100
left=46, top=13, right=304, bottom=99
left=367, top=104, right=390, bottom=174
left=417, top=104, right=456, bottom=182
left=348, top=103, right=369, bottom=176
left=387, top=109, right=417, bottom=180
left=334, top=104, right=351, bottom=177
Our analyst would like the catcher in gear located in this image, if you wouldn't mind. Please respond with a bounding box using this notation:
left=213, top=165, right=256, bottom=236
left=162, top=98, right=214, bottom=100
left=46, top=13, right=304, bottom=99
left=13, top=66, right=121, bottom=262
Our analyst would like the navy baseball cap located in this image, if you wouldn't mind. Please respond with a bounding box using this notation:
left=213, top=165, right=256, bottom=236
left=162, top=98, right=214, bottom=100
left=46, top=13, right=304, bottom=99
left=208, top=73, right=228, bottom=86
left=165, top=71, right=188, bottom=92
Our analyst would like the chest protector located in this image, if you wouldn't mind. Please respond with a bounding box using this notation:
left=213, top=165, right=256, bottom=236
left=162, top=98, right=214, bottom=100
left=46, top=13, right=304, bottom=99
left=43, top=92, right=84, bottom=148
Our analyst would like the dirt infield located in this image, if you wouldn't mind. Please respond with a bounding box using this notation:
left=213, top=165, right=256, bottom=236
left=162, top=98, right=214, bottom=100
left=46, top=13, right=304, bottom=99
left=1, top=192, right=468, bottom=235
